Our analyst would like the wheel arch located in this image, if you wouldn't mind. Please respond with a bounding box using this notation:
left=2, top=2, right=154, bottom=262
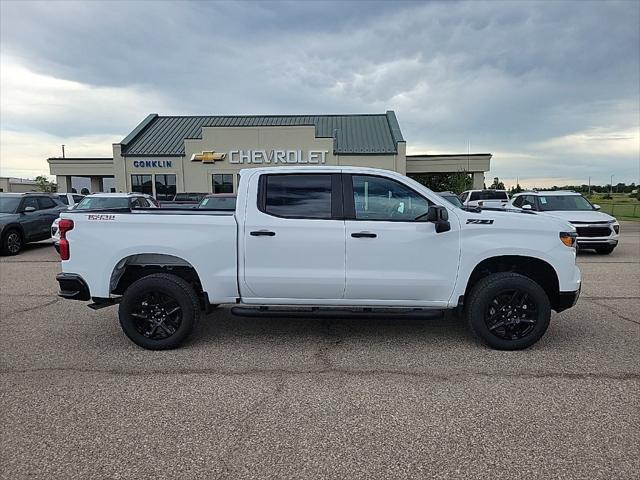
left=2, top=223, right=25, bottom=238
left=109, top=253, right=205, bottom=298
left=462, top=255, right=564, bottom=312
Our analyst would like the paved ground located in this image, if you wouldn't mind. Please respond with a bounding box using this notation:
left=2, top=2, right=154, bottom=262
left=1, top=223, right=638, bottom=479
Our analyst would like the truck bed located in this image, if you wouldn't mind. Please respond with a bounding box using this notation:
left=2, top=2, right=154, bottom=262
left=61, top=208, right=239, bottom=301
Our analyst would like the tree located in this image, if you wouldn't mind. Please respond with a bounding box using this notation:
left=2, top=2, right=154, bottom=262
left=34, top=175, right=57, bottom=193
left=489, top=177, right=505, bottom=190
left=509, top=183, right=523, bottom=195
left=408, top=171, right=472, bottom=194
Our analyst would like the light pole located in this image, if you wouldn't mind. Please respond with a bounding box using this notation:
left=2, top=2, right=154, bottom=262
left=610, top=175, right=613, bottom=196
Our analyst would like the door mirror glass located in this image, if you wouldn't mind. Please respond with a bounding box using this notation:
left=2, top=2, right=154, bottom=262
left=23, top=206, right=36, bottom=212
left=593, top=204, right=601, bottom=210
left=521, top=204, right=532, bottom=210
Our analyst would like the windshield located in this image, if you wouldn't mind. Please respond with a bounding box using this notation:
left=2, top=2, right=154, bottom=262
left=440, top=194, right=463, bottom=208
left=538, top=195, right=594, bottom=211
left=75, top=197, right=130, bottom=210
left=0, top=196, right=22, bottom=214
left=198, top=196, right=237, bottom=210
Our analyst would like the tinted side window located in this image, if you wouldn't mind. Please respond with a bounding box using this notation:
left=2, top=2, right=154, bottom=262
left=470, top=192, right=480, bottom=201
left=512, top=196, right=523, bottom=207
left=38, top=197, right=56, bottom=209
left=58, top=196, right=70, bottom=205
left=352, top=175, right=430, bottom=221
left=460, top=192, right=468, bottom=202
left=263, top=174, right=332, bottom=219
left=22, top=197, right=39, bottom=210
left=73, top=195, right=84, bottom=203
left=131, top=198, right=147, bottom=209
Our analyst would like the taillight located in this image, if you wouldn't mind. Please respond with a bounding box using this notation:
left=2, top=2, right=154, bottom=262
left=58, top=219, right=74, bottom=260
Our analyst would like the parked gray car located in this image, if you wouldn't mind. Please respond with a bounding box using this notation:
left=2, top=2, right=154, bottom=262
left=0, top=193, right=66, bottom=255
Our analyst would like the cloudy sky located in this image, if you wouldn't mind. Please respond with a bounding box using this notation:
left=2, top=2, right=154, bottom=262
left=1, top=0, right=638, bottom=188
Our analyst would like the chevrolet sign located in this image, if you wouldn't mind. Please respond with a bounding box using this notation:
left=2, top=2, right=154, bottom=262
left=191, top=151, right=227, bottom=163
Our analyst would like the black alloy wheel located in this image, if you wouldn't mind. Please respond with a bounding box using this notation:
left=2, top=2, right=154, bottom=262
left=118, top=273, right=200, bottom=350
left=466, top=272, right=551, bottom=350
left=130, top=291, right=183, bottom=340
left=485, top=289, right=538, bottom=340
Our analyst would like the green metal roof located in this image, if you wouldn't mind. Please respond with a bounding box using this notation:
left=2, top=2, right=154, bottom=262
left=120, top=111, right=404, bottom=156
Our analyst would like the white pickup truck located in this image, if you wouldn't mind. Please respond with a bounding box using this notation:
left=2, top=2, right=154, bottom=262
left=56, top=166, right=581, bottom=351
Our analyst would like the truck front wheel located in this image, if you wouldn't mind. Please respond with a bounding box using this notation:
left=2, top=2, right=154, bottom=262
left=118, top=273, right=200, bottom=350
left=465, top=272, right=551, bottom=350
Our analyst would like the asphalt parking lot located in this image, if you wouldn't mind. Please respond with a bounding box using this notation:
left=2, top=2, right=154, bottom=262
left=1, top=223, right=638, bottom=480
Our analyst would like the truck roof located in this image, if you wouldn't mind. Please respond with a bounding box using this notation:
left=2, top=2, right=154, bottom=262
left=239, top=165, right=399, bottom=176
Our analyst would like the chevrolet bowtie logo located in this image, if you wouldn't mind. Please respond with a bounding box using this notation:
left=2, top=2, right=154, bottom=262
left=190, top=151, right=226, bottom=163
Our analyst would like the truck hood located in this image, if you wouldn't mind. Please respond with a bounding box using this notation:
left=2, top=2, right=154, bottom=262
left=535, top=210, right=616, bottom=223
left=454, top=207, right=573, bottom=232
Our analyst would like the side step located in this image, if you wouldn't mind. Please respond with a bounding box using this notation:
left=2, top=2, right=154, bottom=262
left=88, top=297, right=121, bottom=310
left=231, top=306, right=443, bottom=320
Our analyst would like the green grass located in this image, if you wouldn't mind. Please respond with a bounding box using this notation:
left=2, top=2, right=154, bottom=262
left=597, top=203, right=640, bottom=218
left=583, top=193, right=640, bottom=218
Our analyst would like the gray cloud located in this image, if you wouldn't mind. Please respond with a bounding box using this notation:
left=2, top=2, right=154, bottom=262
left=1, top=0, right=638, bottom=185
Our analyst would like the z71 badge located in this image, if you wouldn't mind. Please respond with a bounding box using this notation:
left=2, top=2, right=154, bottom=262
left=466, top=219, right=494, bottom=225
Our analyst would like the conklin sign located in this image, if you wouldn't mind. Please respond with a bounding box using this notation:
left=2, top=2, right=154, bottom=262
left=191, top=150, right=328, bottom=164
left=133, top=160, right=173, bottom=168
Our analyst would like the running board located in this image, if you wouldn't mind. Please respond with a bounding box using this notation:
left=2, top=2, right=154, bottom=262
left=88, top=297, right=121, bottom=310
left=230, top=306, right=443, bottom=320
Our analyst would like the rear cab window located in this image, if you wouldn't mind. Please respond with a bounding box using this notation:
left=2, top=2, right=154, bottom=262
left=258, top=174, right=339, bottom=219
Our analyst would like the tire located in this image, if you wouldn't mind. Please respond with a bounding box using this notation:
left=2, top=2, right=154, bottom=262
left=1, top=229, right=23, bottom=256
left=595, top=245, right=615, bottom=255
left=466, top=272, right=551, bottom=350
left=118, top=273, right=200, bottom=350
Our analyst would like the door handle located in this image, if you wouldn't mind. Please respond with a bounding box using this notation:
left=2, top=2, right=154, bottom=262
left=250, top=230, right=276, bottom=237
left=351, top=232, right=377, bottom=238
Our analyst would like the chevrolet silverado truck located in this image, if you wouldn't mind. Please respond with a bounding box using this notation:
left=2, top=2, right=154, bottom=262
left=56, top=166, right=581, bottom=351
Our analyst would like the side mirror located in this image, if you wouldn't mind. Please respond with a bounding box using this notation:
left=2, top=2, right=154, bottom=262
left=426, top=205, right=450, bottom=233
left=23, top=206, right=36, bottom=213
left=593, top=204, right=601, bottom=210
left=522, top=204, right=532, bottom=210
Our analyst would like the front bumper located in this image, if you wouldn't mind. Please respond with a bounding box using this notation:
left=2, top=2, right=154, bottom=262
left=56, top=273, right=90, bottom=301
left=577, top=237, right=618, bottom=247
left=554, top=286, right=581, bottom=313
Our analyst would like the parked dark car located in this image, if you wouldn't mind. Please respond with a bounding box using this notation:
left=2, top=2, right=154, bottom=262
left=0, top=193, right=66, bottom=255
left=197, top=193, right=237, bottom=211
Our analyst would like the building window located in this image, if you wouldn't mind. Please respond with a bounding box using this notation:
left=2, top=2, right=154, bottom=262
left=155, top=174, right=177, bottom=200
left=102, top=177, right=115, bottom=193
left=212, top=174, right=234, bottom=193
left=131, top=175, right=153, bottom=196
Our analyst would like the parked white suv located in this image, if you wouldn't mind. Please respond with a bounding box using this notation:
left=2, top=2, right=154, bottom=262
left=460, top=189, right=510, bottom=209
left=510, top=191, right=619, bottom=254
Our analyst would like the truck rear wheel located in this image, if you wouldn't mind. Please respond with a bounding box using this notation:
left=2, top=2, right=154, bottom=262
left=466, top=272, right=551, bottom=350
left=118, top=273, right=200, bottom=350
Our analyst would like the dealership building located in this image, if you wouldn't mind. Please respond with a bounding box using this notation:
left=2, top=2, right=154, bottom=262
left=48, top=111, right=491, bottom=198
